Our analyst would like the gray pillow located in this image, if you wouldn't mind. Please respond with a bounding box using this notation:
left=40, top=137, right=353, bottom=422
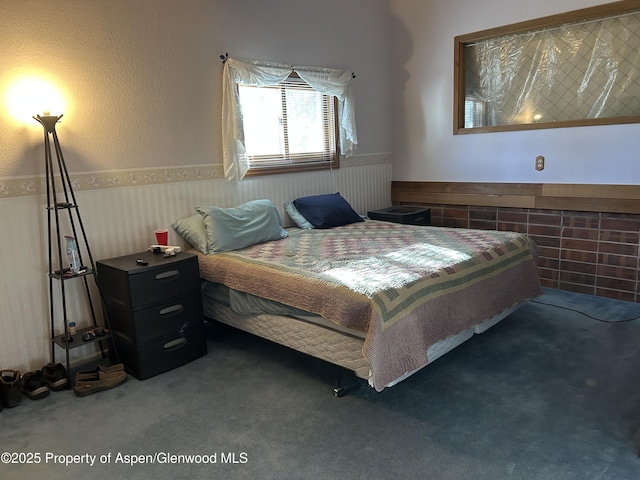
left=171, top=214, right=209, bottom=254
left=196, top=199, right=288, bottom=253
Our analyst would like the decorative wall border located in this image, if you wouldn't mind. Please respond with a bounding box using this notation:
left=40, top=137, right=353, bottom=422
left=0, top=153, right=392, bottom=198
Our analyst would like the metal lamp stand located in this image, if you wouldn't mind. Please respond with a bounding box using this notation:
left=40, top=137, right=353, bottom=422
left=34, top=114, right=112, bottom=384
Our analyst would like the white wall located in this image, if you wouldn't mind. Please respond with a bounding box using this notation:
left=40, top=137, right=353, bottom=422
left=1, top=0, right=391, bottom=177
left=389, top=0, right=640, bottom=184
left=0, top=0, right=392, bottom=372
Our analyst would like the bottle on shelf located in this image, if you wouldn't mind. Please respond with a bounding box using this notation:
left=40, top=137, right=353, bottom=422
left=65, top=236, right=81, bottom=273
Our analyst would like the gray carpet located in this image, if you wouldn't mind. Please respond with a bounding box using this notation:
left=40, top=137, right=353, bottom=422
left=2, top=288, right=639, bottom=479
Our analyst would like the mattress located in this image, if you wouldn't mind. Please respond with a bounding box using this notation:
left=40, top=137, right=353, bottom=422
left=203, top=285, right=371, bottom=379
left=202, top=281, right=366, bottom=338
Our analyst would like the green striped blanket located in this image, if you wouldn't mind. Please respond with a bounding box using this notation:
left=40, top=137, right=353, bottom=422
left=197, top=220, right=542, bottom=391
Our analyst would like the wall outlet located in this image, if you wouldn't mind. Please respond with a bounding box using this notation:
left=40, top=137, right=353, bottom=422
left=535, top=155, right=545, bottom=171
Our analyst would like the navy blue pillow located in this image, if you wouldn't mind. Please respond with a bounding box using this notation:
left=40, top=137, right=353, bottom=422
left=292, top=193, right=363, bottom=229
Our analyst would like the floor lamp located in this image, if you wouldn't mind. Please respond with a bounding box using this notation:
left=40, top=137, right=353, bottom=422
left=33, top=114, right=110, bottom=383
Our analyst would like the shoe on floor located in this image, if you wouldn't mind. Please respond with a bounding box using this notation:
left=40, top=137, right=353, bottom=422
left=76, top=363, right=125, bottom=377
left=75, top=369, right=125, bottom=382
left=21, top=370, right=50, bottom=400
left=0, top=370, right=22, bottom=408
left=74, top=371, right=127, bottom=397
left=42, top=363, right=68, bottom=391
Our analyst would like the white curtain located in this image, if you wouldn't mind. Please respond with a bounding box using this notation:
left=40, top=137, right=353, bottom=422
left=222, top=57, right=358, bottom=181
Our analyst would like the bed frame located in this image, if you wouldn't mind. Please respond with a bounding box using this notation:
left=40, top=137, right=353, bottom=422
left=202, top=289, right=522, bottom=396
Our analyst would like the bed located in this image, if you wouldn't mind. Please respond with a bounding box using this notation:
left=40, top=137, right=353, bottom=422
left=181, top=199, right=542, bottom=392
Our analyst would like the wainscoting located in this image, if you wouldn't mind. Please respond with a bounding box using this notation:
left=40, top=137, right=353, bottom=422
left=0, top=154, right=392, bottom=373
left=392, top=182, right=640, bottom=302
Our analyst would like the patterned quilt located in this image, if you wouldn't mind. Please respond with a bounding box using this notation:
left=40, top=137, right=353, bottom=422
left=196, top=220, right=542, bottom=391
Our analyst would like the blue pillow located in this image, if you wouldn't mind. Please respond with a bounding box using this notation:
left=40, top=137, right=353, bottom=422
left=196, top=199, right=288, bottom=253
left=284, top=202, right=314, bottom=229
left=292, top=193, right=363, bottom=229
left=171, top=214, right=209, bottom=254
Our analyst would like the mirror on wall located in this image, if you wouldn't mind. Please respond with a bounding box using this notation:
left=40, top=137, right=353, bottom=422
left=454, top=1, right=640, bottom=134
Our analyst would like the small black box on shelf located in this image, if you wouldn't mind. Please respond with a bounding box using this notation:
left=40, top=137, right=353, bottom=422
left=367, top=206, right=431, bottom=226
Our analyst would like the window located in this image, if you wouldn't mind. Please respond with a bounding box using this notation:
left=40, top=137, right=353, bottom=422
left=221, top=57, right=357, bottom=181
left=454, top=2, right=640, bottom=134
left=238, top=74, right=339, bottom=175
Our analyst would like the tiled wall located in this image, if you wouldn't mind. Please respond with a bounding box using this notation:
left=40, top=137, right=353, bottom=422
left=416, top=204, right=640, bottom=303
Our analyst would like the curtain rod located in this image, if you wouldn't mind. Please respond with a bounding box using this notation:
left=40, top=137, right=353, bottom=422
left=219, top=53, right=355, bottom=77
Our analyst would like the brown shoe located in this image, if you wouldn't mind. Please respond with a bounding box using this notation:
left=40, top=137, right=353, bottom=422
left=0, top=370, right=22, bottom=407
left=41, top=363, right=68, bottom=391
left=75, top=370, right=125, bottom=382
left=21, top=370, right=49, bottom=400
left=73, top=371, right=127, bottom=397
left=96, top=363, right=125, bottom=373
left=75, top=364, right=125, bottom=380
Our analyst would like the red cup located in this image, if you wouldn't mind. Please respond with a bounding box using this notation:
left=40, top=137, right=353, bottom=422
left=154, top=229, right=168, bottom=246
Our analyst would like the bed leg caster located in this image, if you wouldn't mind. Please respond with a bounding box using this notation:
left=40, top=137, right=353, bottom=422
left=333, top=386, right=347, bottom=397
left=333, top=370, right=348, bottom=397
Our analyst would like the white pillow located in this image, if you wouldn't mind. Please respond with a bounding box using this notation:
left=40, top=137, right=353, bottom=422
left=284, top=201, right=314, bottom=229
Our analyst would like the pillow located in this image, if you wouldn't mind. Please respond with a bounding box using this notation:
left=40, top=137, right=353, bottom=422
left=196, top=199, right=288, bottom=253
left=284, top=202, right=314, bottom=230
left=171, top=214, right=209, bottom=254
left=292, top=193, right=363, bottom=229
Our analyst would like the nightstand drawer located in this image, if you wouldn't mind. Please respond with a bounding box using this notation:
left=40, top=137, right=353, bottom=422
left=127, top=260, right=199, bottom=308
left=97, top=252, right=200, bottom=309
left=113, top=327, right=207, bottom=380
left=106, top=292, right=204, bottom=344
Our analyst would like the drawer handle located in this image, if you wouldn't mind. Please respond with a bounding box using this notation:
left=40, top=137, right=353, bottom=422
left=159, top=304, right=184, bottom=316
left=163, top=337, right=187, bottom=351
left=155, top=270, right=180, bottom=281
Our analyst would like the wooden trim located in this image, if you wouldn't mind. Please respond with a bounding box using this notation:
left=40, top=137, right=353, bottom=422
left=391, top=181, right=640, bottom=214
left=455, top=115, right=640, bottom=135
left=541, top=183, right=640, bottom=199
left=454, top=1, right=640, bottom=44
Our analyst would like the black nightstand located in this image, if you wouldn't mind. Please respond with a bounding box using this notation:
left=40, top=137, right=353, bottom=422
left=368, top=206, right=431, bottom=226
left=96, top=251, right=207, bottom=379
